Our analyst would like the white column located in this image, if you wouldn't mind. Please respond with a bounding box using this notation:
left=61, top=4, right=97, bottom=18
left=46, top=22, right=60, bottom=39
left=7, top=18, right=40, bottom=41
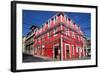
left=61, top=35, right=63, bottom=60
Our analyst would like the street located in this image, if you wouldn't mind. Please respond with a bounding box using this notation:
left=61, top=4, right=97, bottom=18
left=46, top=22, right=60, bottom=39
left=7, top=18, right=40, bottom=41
left=23, top=53, right=91, bottom=62
left=23, top=53, right=51, bottom=62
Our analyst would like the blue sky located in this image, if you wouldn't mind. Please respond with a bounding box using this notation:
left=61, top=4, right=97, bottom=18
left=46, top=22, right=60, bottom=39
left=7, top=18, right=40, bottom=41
left=22, top=10, right=91, bottom=39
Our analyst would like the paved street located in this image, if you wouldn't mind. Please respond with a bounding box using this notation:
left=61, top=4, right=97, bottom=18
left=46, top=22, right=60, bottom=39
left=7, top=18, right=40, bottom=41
left=23, top=53, right=91, bottom=62
left=23, top=53, right=51, bottom=62
left=66, top=56, right=91, bottom=61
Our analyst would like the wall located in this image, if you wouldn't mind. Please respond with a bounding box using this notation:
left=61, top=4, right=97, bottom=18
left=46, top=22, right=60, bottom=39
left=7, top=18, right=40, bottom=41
left=0, top=0, right=99, bottom=73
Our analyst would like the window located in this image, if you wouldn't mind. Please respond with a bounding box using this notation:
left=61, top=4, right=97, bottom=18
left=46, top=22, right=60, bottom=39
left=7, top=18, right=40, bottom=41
left=66, top=16, right=67, bottom=22
left=42, top=45, right=45, bottom=48
left=76, top=47, right=78, bottom=52
left=54, top=28, right=57, bottom=36
left=66, top=28, right=69, bottom=36
left=48, top=20, right=50, bottom=28
left=42, top=35, right=44, bottom=41
left=54, top=16, right=56, bottom=24
left=60, top=14, right=63, bottom=22
left=48, top=32, right=50, bottom=38
left=65, top=44, right=70, bottom=59
left=36, top=29, right=38, bottom=35
left=72, top=31, right=74, bottom=38
left=55, top=16, right=56, bottom=21
left=76, top=35, right=78, bottom=40
left=72, top=45, right=74, bottom=56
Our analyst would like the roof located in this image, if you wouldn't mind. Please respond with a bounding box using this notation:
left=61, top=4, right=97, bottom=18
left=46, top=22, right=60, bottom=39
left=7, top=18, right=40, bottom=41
left=30, top=25, right=39, bottom=30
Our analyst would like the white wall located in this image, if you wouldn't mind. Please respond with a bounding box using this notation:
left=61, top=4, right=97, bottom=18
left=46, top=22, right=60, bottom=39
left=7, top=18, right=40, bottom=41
left=0, top=0, right=99, bottom=73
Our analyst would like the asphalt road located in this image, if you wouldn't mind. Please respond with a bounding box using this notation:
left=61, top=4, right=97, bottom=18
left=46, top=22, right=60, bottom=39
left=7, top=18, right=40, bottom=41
left=23, top=53, right=91, bottom=62
left=23, top=53, right=50, bottom=62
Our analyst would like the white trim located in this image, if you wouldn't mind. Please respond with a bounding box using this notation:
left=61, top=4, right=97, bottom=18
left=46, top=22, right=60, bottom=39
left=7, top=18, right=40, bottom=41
left=54, top=27, right=57, bottom=36
left=61, top=23, right=63, bottom=30
left=54, top=16, right=56, bottom=24
left=72, top=31, right=75, bottom=38
left=76, top=46, right=78, bottom=52
left=16, top=3, right=96, bottom=70
left=42, top=45, right=45, bottom=48
left=48, top=32, right=50, bottom=38
left=76, top=46, right=81, bottom=58
left=83, top=47, right=85, bottom=56
left=61, top=15, right=63, bottom=22
left=48, top=20, right=50, bottom=28
left=60, top=35, right=63, bottom=60
left=64, top=15, right=66, bottom=22
left=72, top=45, right=74, bottom=56
left=66, top=28, right=69, bottom=36
left=65, top=44, right=70, bottom=59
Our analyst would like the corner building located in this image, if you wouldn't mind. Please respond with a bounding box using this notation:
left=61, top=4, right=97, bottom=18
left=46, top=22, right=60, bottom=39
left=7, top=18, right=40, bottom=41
left=33, top=12, right=86, bottom=61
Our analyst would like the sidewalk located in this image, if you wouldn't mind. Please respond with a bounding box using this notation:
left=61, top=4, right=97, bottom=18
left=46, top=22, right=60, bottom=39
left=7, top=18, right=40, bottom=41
left=33, top=55, right=91, bottom=61
left=33, top=55, right=53, bottom=61
left=65, top=56, right=91, bottom=61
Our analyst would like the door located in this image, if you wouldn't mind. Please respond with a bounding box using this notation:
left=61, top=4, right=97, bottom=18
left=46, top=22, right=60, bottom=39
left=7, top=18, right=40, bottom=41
left=66, top=45, right=70, bottom=59
left=54, top=46, right=61, bottom=60
left=78, top=48, right=81, bottom=58
left=72, top=45, right=74, bottom=58
left=54, top=48, right=58, bottom=59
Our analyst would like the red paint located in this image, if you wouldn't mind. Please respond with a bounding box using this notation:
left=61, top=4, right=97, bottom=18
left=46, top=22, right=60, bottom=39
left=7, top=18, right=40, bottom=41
left=33, top=12, right=86, bottom=60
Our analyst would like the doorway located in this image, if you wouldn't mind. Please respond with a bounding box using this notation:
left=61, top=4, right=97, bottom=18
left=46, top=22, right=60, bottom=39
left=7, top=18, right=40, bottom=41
left=54, top=45, right=61, bottom=60
left=54, top=47, right=58, bottom=59
left=78, top=47, right=81, bottom=58
left=72, top=45, right=74, bottom=58
left=66, top=45, right=70, bottom=59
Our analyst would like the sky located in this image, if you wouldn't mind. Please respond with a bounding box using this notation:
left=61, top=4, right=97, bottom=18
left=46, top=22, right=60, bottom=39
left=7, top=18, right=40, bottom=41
left=22, top=10, right=91, bottom=39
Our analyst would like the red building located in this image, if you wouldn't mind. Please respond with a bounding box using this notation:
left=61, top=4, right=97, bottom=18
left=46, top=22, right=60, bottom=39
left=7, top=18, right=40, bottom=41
left=33, top=12, right=86, bottom=61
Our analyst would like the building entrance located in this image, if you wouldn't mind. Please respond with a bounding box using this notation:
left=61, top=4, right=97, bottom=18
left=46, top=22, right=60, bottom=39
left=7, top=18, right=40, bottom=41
left=66, top=45, right=70, bottom=59
left=54, top=46, right=61, bottom=60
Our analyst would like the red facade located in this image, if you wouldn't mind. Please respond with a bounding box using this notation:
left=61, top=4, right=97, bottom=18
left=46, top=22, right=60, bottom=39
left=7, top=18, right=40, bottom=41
left=33, top=12, right=86, bottom=60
